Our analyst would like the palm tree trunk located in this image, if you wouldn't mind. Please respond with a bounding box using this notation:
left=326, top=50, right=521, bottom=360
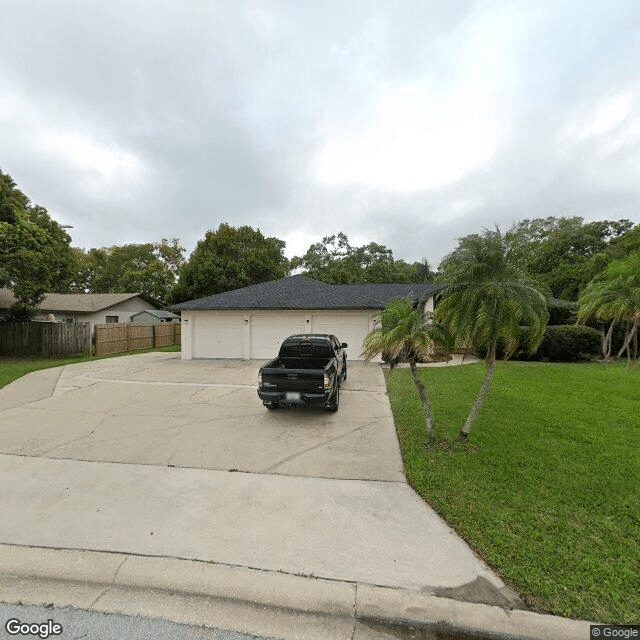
left=409, top=361, right=436, bottom=446
left=460, top=339, right=497, bottom=441
left=602, top=320, right=614, bottom=360
left=617, top=321, right=637, bottom=360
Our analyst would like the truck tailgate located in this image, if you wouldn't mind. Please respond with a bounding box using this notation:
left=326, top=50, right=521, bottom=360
left=261, top=367, right=325, bottom=392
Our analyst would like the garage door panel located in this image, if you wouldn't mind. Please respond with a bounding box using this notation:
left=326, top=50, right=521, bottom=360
left=193, top=315, right=243, bottom=359
left=250, top=315, right=305, bottom=359
left=311, top=315, right=370, bottom=360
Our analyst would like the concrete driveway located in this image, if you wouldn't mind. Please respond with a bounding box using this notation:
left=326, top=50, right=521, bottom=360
left=0, top=352, right=527, bottom=638
left=0, top=354, right=402, bottom=482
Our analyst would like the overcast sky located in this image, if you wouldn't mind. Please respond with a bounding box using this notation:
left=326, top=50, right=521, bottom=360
left=2, top=0, right=639, bottom=267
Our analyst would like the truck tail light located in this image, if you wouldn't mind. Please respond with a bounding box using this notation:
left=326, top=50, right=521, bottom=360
left=258, top=371, right=262, bottom=387
left=323, top=373, right=331, bottom=390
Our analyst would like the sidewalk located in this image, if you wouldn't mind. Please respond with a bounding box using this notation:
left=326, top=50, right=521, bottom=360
left=383, top=354, right=480, bottom=368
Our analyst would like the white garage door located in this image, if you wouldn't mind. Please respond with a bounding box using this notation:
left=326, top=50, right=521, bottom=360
left=250, top=314, right=306, bottom=359
left=192, top=314, right=243, bottom=358
left=311, top=314, right=370, bottom=360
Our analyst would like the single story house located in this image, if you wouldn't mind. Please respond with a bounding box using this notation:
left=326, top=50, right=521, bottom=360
left=0, top=290, right=164, bottom=337
left=170, top=275, right=445, bottom=361
left=131, top=309, right=180, bottom=324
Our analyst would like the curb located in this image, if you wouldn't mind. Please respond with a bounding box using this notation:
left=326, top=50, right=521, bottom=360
left=0, top=545, right=593, bottom=640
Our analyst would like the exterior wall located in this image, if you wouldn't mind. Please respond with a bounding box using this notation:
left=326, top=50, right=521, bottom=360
left=183, top=309, right=382, bottom=361
left=180, top=311, right=194, bottom=359
left=424, top=295, right=435, bottom=313
left=39, top=297, right=161, bottom=338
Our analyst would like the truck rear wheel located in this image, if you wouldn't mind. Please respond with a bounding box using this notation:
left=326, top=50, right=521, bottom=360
left=326, top=387, right=339, bottom=412
left=265, top=402, right=279, bottom=410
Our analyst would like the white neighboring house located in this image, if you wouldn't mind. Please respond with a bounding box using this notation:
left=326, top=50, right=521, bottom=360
left=170, top=275, right=445, bottom=361
left=0, top=290, right=164, bottom=338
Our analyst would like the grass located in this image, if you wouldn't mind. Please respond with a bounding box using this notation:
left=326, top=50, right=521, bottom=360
left=385, top=361, right=639, bottom=624
left=0, top=344, right=180, bottom=389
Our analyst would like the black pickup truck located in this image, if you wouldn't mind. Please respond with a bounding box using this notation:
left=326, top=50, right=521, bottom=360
left=257, top=334, right=348, bottom=411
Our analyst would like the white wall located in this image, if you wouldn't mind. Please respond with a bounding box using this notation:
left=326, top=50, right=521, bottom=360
left=41, top=297, right=161, bottom=338
left=183, top=309, right=380, bottom=361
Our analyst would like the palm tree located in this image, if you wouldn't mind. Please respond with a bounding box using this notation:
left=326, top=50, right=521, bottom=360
left=578, top=253, right=640, bottom=365
left=361, top=296, right=452, bottom=446
left=436, top=226, right=549, bottom=440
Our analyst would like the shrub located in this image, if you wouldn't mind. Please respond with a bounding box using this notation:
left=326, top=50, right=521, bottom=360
left=476, top=325, right=601, bottom=362
left=549, top=298, right=578, bottom=325
left=531, top=325, right=601, bottom=362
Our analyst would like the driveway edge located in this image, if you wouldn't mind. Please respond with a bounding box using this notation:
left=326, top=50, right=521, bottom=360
left=0, top=544, right=592, bottom=640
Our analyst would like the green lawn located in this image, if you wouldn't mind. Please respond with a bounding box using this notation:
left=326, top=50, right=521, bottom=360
left=0, top=344, right=180, bottom=390
left=385, top=361, right=639, bottom=624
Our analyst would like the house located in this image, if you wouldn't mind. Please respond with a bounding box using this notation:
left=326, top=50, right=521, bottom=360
left=131, top=309, right=180, bottom=324
left=170, top=275, right=445, bottom=361
left=0, top=290, right=164, bottom=338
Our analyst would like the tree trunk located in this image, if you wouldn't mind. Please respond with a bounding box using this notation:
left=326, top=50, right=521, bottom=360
left=602, top=320, right=615, bottom=360
left=409, top=361, right=436, bottom=446
left=460, top=339, right=497, bottom=441
left=617, top=321, right=637, bottom=361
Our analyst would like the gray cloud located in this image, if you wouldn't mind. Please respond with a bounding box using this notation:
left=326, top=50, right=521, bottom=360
left=1, top=0, right=639, bottom=267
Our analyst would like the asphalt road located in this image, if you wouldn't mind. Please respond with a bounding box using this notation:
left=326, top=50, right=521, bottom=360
left=0, top=602, right=501, bottom=640
left=0, top=603, right=264, bottom=640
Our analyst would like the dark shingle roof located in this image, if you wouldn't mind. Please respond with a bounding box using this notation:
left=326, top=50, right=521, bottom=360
left=170, top=275, right=445, bottom=311
left=131, top=309, right=179, bottom=319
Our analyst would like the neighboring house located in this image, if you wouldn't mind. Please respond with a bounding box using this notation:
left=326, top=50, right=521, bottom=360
left=131, top=310, right=180, bottom=324
left=0, top=290, right=164, bottom=338
left=170, top=274, right=445, bottom=361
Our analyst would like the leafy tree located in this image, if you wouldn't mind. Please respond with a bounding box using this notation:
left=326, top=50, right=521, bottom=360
left=291, top=233, right=425, bottom=284
left=436, top=226, right=549, bottom=440
left=73, top=238, right=185, bottom=302
left=168, top=223, right=288, bottom=303
left=578, top=252, right=640, bottom=364
left=513, top=217, right=633, bottom=300
left=603, top=223, right=640, bottom=259
left=362, top=296, right=452, bottom=446
left=0, top=169, right=75, bottom=319
left=412, top=258, right=438, bottom=282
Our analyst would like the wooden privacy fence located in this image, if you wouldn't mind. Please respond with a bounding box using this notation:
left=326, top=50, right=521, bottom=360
left=0, top=322, right=91, bottom=357
left=95, top=322, right=181, bottom=356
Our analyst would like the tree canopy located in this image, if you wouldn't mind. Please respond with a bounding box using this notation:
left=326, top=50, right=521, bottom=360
left=291, top=232, right=431, bottom=284
left=510, top=216, right=633, bottom=300
left=0, top=169, right=75, bottom=319
left=72, top=238, right=185, bottom=303
left=168, top=223, right=288, bottom=303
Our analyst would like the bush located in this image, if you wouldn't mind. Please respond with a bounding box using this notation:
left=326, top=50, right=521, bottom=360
left=549, top=298, right=578, bottom=325
left=475, top=325, right=602, bottom=362
left=532, top=325, right=601, bottom=362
